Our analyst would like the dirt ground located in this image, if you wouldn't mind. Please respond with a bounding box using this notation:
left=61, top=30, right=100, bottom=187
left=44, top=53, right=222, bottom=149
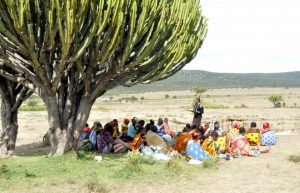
left=4, top=87, right=300, bottom=193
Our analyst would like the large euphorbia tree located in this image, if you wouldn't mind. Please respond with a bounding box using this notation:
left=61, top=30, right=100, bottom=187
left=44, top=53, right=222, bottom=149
left=0, top=0, right=207, bottom=155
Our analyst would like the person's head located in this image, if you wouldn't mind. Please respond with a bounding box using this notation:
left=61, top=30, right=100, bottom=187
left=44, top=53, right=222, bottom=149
left=204, top=122, right=210, bottom=130
left=103, top=123, right=114, bottom=136
left=113, top=119, right=118, bottom=125
left=150, top=125, right=158, bottom=133
left=214, top=121, right=220, bottom=130
left=164, top=118, right=168, bottom=123
left=157, top=118, right=163, bottom=125
left=93, top=121, right=102, bottom=130
left=186, top=124, right=191, bottom=130
left=211, top=131, right=219, bottom=141
left=145, top=123, right=151, bottom=132
left=263, top=122, right=270, bottom=129
left=239, top=127, right=246, bottom=136
left=195, top=97, right=201, bottom=103
left=250, top=122, right=257, bottom=129
left=131, top=117, right=139, bottom=125
left=192, top=132, right=200, bottom=142
left=150, top=119, right=155, bottom=125
left=182, top=127, right=189, bottom=133
left=233, top=121, right=241, bottom=129
left=136, top=120, right=145, bottom=129
left=123, top=118, right=130, bottom=125
left=85, top=123, right=89, bottom=127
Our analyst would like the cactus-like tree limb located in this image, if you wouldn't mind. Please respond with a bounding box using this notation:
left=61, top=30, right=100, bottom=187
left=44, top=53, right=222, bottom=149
left=0, top=0, right=207, bottom=155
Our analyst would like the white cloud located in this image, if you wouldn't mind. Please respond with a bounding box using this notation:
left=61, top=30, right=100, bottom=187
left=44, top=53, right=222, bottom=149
left=185, top=0, right=300, bottom=72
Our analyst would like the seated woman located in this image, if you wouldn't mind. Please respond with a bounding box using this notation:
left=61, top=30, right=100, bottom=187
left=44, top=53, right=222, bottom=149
left=246, top=122, right=261, bottom=146
left=186, top=133, right=210, bottom=161
left=97, top=123, right=114, bottom=153
left=261, top=122, right=276, bottom=146
left=228, top=121, right=240, bottom=142
left=113, top=120, right=147, bottom=153
left=174, top=128, right=196, bottom=153
left=231, top=127, right=250, bottom=157
left=202, top=131, right=219, bottom=156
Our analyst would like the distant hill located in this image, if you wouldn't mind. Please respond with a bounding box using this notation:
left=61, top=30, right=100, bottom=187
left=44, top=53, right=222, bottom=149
left=108, top=70, right=300, bottom=94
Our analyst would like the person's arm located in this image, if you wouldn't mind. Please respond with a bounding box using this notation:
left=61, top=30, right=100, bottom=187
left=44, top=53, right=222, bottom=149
left=114, top=139, right=132, bottom=150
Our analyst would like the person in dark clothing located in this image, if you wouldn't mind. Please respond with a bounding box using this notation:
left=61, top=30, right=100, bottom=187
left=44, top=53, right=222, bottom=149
left=192, top=97, right=204, bottom=127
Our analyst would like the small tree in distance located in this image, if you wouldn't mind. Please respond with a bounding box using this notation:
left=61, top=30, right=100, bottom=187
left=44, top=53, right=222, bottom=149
left=192, top=87, right=208, bottom=96
left=268, top=94, right=284, bottom=108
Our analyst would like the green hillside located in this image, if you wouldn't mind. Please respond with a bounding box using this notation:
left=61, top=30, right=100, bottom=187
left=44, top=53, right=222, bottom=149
left=108, top=70, right=300, bottom=94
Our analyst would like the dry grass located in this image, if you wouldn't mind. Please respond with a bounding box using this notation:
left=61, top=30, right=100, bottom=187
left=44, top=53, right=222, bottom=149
left=288, top=154, right=300, bottom=163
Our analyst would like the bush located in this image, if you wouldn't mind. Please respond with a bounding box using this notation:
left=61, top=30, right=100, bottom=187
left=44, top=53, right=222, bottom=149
left=173, top=96, right=177, bottom=99
left=268, top=94, right=284, bottom=108
left=27, top=99, right=38, bottom=107
left=165, top=94, right=170, bottom=99
left=204, top=102, right=229, bottom=109
left=87, top=182, right=109, bottom=193
left=130, top=96, right=138, bottom=102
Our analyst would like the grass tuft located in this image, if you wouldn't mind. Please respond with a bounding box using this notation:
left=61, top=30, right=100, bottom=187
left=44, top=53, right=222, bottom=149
left=288, top=154, right=300, bottom=163
left=202, top=157, right=220, bottom=169
left=87, top=182, right=110, bottom=193
left=24, top=169, right=37, bottom=178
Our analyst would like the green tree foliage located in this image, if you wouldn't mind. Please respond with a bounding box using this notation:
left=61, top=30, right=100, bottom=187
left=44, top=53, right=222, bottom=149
left=268, top=94, right=284, bottom=108
left=192, top=87, right=208, bottom=96
left=0, top=0, right=207, bottom=155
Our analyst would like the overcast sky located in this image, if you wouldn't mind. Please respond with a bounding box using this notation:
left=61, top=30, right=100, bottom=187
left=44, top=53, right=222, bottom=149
left=185, top=0, right=300, bottom=73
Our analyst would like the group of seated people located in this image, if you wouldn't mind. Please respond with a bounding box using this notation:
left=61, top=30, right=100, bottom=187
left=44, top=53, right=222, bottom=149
left=79, top=117, right=277, bottom=161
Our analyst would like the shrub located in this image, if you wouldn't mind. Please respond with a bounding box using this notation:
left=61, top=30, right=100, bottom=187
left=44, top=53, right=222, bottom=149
left=130, top=96, right=138, bottom=102
left=165, top=159, right=183, bottom=174
left=204, top=102, right=229, bottom=109
left=268, top=94, right=284, bottom=108
left=202, top=157, right=220, bottom=169
left=140, top=96, right=145, bottom=100
left=165, top=94, right=170, bottom=99
left=87, top=182, right=109, bottom=193
left=173, top=96, right=177, bottom=99
left=235, top=104, right=249, bottom=108
left=27, top=99, right=38, bottom=107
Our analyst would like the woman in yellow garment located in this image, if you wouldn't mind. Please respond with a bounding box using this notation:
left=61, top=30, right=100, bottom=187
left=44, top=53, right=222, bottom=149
left=202, top=131, right=219, bottom=156
left=246, top=122, right=261, bottom=146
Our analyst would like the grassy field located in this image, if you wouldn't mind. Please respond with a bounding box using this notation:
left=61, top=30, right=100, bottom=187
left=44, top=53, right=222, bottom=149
left=1, top=135, right=300, bottom=193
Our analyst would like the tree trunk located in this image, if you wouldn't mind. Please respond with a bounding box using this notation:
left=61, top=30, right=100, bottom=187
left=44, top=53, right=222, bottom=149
left=43, top=95, right=93, bottom=156
left=0, top=98, right=18, bottom=158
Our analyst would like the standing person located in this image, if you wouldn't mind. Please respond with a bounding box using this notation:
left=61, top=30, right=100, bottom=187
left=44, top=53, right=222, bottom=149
left=192, top=97, right=204, bottom=127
